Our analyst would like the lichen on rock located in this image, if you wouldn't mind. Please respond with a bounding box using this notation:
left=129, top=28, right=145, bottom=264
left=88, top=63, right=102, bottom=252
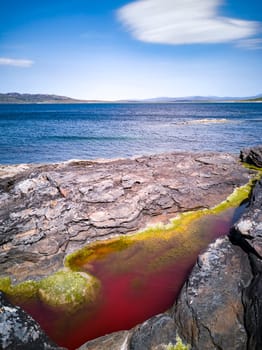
left=166, top=336, right=191, bottom=350
left=0, top=269, right=100, bottom=313
left=38, top=269, right=100, bottom=311
left=0, top=277, right=38, bottom=302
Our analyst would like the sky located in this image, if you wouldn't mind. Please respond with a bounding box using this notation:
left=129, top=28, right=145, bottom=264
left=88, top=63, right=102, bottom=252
left=0, top=0, right=262, bottom=100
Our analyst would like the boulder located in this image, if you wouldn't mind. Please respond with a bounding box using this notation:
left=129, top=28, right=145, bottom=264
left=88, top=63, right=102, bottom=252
left=0, top=291, right=65, bottom=350
left=240, top=145, right=262, bottom=168
left=172, top=237, right=251, bottom=350
left=230, top=179, right=262, bottom=350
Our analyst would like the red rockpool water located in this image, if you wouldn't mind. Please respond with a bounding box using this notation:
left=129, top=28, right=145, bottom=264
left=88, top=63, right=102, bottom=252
left=16, top=205, right=245, bottom=349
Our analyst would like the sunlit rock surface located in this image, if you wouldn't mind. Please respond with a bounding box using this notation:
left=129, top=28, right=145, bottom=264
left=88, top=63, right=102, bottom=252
left=0, top=152, right=253, bottom=283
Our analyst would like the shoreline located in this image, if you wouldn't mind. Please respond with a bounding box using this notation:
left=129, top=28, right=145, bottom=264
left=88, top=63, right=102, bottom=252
left=1, top=148, right=262, bottom=349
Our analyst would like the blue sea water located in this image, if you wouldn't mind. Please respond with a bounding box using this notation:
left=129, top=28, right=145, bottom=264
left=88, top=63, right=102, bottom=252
left=0, top=103, right=261, bottom=164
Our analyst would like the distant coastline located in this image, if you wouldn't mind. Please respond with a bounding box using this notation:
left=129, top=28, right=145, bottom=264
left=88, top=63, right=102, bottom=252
left=0, top=92, right=262, bottom=104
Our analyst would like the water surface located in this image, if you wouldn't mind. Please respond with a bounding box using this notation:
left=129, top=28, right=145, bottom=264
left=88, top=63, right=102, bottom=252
left=0, top=103, right=261, bottom=164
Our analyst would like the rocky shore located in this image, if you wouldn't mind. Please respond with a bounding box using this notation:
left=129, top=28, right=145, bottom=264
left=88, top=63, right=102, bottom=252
left=0, top=152, right=254, bottom=283
left=0, top=147, right=262, bottom=349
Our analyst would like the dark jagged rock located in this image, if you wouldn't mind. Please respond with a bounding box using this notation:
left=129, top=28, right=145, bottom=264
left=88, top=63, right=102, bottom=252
left=0, top=291, right=65, bottom=350
left=230, top=179, right=262, bottom=350
left=240, top=145, right=262, bottom=168
left=128, top=314, right=178, bottom=350
left=0, top=152, right=254, bottom=283
left=172, top=237, right=251, bottom=350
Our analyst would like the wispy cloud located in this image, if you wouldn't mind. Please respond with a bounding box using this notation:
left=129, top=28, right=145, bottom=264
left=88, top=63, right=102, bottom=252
left=236, top=38, right=262, bottom=50
left=0, top=57, right=34, bottom=67
left=118, top=0, right=260, bottom=45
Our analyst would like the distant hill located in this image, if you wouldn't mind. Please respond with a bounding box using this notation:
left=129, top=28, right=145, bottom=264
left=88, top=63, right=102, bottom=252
left=0, top=92, right=261, bottom=104
left=0, top=93, right=99, bottom=104
left=139, top=94, right=262, bottom=103
left=244, top=97, right=262, bottom=102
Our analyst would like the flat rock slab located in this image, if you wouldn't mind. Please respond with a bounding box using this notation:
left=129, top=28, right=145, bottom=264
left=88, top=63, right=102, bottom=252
left=0, top=152, right=254, bottom=282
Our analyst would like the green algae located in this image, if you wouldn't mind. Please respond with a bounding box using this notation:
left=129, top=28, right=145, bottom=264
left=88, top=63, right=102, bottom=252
left=0, top=276, right=38, bottom=301
left=166, top=336, right=191, bottom=350
left=65, top=237, right=132, bottom=272
left=0, top=270, right=100, bottom=312
left=38, top=269, right=100, bottom=311
left=242, top=161, right=262, bottom=172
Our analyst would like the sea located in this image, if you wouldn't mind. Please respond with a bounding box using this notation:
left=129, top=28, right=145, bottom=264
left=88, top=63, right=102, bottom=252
left=0, top=102, right=261, bottom=165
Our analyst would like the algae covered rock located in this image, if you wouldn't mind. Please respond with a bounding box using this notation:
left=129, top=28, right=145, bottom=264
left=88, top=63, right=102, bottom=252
left=0, top=276, right=38, bottom=303
left=38, top=269, right=100, bottom=311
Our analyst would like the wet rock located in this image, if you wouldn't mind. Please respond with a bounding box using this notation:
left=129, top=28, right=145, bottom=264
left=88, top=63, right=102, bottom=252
left=240, top=145, right=262, bottom=168
left=0, top=291, right=65, bottom=350
left=0, top=152, right=254, bottom=283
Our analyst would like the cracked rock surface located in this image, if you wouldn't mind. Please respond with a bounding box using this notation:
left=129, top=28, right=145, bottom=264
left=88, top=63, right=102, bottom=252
left=0, top=152, right=253, bottom=283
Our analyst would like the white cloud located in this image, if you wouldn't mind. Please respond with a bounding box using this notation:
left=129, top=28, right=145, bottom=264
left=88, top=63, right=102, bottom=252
left=0, top=57, right=34, bottom=67
left=118, top=0, right=259, bottom=45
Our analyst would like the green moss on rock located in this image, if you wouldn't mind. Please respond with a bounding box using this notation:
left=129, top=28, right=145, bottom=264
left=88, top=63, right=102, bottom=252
left=0, top=276, right=11, bottom=292
left=38, top=269, right=100, bottom=311
left=0, top=277, right=38, bottom=301
left=166, top=335, right=191, bottom=350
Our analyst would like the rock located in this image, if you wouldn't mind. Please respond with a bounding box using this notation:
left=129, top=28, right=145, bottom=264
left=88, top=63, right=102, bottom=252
left=0, top=152, right=254, bottom=283
left=230, top=179, right=262, bottom=350
left=38, top=270, right=100, bottom=312
left=170, top=173, right=262, bottom=350
left=77, top=330, right=131, bottom=350
left=0, top=291, right=65, bottom=350
left=78, top=314, right=188, bottom=350
left=128, top=314, right=178, bottom=350
left=240, top=145, right=262, bottom=168
left=172, top=237, right=251, bottom=350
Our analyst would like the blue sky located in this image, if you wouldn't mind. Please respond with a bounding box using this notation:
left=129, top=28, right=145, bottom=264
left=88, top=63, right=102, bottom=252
left=0, top=0, right=261, bottom=100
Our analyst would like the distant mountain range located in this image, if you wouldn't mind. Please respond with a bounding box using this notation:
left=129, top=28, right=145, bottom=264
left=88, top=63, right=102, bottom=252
left=0, top=93, right=100, bottom=104
left=0, top=92, right=261, bottom=104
